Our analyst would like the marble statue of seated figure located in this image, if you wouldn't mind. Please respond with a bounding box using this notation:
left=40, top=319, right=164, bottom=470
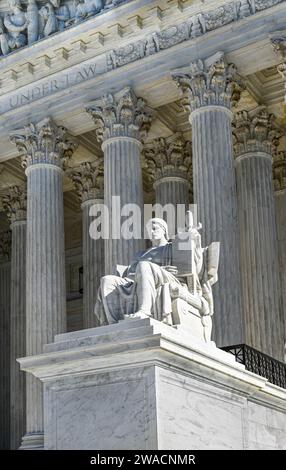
left=94, top=216, right=220, bottom=342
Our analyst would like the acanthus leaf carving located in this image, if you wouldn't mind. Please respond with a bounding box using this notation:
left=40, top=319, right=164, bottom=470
left=143, top=134, right=192, bottom=183
left=232, top=106, right=282, bottom=156
left=204, top=3, right=237, bottom=31
left=273, top=150, right=286, bottom=191
left=10, top=117, right=77, bottom=169
left=86, top=87, right=154, bottom=142
left=255, top=0, right=281, bottom=12
left=172, top=51, right=244, bottom=112
left=2, top=185, right=27, bottom=224
left=0, top=230, right=11, bottom=261
left=68, top=159, right=104, bottom=202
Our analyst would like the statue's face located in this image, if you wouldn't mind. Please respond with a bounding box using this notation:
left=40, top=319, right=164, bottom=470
left=148, top=222, right=166, bottom=242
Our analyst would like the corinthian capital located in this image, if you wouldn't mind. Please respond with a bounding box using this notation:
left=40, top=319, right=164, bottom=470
left=172, top=51, right=243, bottom=113
left=273, top=150, right=286, bottom=192
left=271, top=31, right=286, bottom=60
left=10, top=118, right=77, bottom=169
left=232, top=106, right=281, bottom=157
left=270, top=32, right=286, bottom=82
left=143, top=134, right=192, bottom=183
left=86, top=87, right=154, bottom=142
left=2, top=185, right=27, bottom=224
left=68, top=160, right=104, bottom=203
left=0, top=230, right=11, bottom=261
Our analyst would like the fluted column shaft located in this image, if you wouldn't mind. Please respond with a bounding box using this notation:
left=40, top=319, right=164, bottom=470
left=10, top=118, right=75, bottom=449
left=143, top=135, right=192, bottom=235
left=3, top=185, right=27, bottom=449
left=155, top=177, right=190, bottom=208
left=275, top=189, right=286, bottom=359
left=25, top=164, right=66, bottom=444
left=82, top=198, right=104, bottom=327
left=154, top=177, right=190, bottom=234
left=87, top=87, right=153, bottom=276
left=172, top=53, right=243, bottom=347
left=0, top=259, right=11, bottom=449
left=10, top=220, right=26, bottom=449
left=236, top=152, right=283, bottom=360
left=69, top=161, right=105, bottom=328
left=192, top=107, right=242, bottom=345
left=103, top=137, right=144, bottom=274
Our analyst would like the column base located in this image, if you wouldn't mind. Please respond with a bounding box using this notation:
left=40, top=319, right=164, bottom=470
left=20, top=433, right=44, bottom=450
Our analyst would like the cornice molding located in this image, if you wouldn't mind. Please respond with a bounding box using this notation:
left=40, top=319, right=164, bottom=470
left=0, top=0, right=285, bottom=97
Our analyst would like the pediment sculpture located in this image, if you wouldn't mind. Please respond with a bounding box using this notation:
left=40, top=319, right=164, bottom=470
left=0, top=0, right=123, bottom=56
left=94, top=212, right=220, bottom=343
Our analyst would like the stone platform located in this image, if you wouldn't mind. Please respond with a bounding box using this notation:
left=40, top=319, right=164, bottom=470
left=18, top=318, right=286, bottom=450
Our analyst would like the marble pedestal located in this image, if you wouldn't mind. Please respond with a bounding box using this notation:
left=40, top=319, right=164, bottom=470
left=18, top=318, right=286, bottom=450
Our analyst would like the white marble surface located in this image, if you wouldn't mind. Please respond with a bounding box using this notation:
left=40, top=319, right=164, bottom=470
left=0, top=262, right=11, bottom=450
left=18, top=318, right=286, bottom=450
left=157, top=369, right=245, bottom=449
left=44, top=367, right=157, bottom=450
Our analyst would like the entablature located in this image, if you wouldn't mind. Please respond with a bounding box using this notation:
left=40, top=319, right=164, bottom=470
left=0, top=0, right=285, bottom=162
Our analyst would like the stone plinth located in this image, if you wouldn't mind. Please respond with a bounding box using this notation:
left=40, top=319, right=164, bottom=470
left=18, top=318, right=286, bottom=450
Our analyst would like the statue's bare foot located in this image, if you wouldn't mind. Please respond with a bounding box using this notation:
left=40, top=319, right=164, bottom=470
left=125, top=311, right=151, bottom=319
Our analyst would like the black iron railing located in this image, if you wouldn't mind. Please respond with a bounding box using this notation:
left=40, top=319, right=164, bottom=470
left=221, top=344, right=286, bottom=389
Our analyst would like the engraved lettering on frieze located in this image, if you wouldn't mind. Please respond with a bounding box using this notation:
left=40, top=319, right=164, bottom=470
left=1, top=0, right=285, bottom=113
left=8, top=63, right=98, bottom=109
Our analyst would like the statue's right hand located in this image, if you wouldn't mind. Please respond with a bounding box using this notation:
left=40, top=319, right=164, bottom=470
left=163, top=265, right=178, bottom=275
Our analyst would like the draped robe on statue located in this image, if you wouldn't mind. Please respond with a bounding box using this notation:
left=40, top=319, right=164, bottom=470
left=94, top=243, right=184, bottom=326
left=94, top=233, right=215, bottom=327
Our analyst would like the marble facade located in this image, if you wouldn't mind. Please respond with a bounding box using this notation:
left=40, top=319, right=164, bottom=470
left=0, top=0, right=286, bottom=449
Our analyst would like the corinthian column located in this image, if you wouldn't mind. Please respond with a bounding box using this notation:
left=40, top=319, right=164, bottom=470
left=0, top=231, right=11, bottom=449
left=233, top=107, right=284, bottom=360
left=87, top=87, right=153, bottom=275
left=273, top=150, right=286, bottom=358
left=69, top=161, right=104, bottom=328
left=143, top=134, right=192, bottom=236
left=2, top=186, right=27, bottom=449
left=11, top=118, right=76, bottom=448
left=172, top=52, right=243, bottom=347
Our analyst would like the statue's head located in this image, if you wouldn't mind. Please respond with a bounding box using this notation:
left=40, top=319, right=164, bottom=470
left=146, top=218, right=169, bottom=243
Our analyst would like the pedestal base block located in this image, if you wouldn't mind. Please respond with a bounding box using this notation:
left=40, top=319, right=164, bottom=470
left=18, top=318, right=286, bottom=450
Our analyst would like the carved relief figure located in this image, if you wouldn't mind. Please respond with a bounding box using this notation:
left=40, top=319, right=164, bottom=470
left=26, top=0, right=39, bottom=44
left=40, top=0, right=70, bottom=37
left=0, top=17, right=10, bottom=55
left=50, top=0, right=70, bottom=31
left=3, top=0, right=28, bottom=51
left=94, top=214, right=220, bottom=342
left=73, top=0, right=105, bottom=24
left=39, top=3, right=57, bottom=37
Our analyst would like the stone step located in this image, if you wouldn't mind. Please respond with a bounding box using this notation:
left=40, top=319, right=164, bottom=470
left=45, top=323, right=154, bottom=353
left=55, top=317, right=151, bottom=342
